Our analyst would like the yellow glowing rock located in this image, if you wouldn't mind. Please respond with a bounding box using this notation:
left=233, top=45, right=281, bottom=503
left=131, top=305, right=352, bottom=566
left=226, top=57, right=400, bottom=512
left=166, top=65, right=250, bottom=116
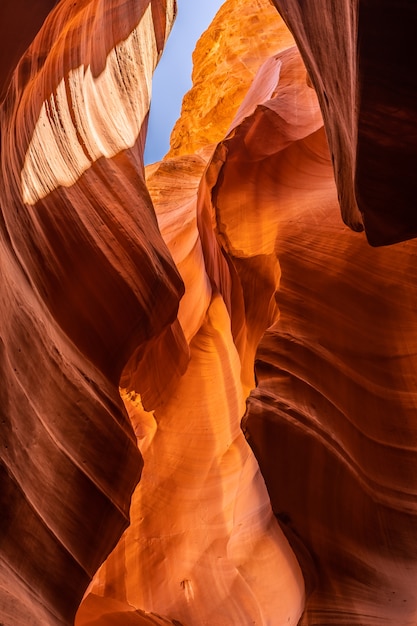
left=92, top=293, right=305, bottom=626
left=88, top=145, right=305, bottom=625
left=167, top=0, right=295, bottom=158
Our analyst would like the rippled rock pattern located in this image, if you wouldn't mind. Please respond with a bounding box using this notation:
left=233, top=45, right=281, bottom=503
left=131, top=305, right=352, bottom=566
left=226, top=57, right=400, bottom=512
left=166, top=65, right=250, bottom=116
left=1, top=1, right=180, bottom=624
left=1, top=1, right=417, bottom=625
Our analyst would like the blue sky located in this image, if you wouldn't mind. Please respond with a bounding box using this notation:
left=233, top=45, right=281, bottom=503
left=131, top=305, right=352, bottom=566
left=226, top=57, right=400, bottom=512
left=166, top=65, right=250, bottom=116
left=144, top=0, right=224, bottom=165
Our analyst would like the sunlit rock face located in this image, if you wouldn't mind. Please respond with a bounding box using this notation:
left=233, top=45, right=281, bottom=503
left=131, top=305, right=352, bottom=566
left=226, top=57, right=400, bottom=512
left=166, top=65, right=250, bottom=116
left=167, top=0, right=295, bottom=159
left=83, top=150, right=305, bottom=625
left=2, top=0, right=417, bottom=625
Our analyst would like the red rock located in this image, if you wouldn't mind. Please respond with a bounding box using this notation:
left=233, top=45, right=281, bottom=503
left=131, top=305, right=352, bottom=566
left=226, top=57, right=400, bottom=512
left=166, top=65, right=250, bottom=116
left=2, top=1, right=417, bottom=625
left=0, top=1, right=179, bottom=624
left=271, top=0, right=417, bottom=245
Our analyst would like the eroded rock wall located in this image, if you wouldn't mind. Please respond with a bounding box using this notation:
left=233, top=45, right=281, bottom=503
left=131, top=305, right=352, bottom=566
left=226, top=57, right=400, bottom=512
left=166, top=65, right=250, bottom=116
left=82, top=150, right=305, bottom=626
left=271, top=0, right=417, bottom=245
left=167, top=0, right=294, bottom=159
left=1, top=0, right=417, bottom=625
left=0, top=1, right=179, bottom=624
left=244, top=214, right=417, bottom=624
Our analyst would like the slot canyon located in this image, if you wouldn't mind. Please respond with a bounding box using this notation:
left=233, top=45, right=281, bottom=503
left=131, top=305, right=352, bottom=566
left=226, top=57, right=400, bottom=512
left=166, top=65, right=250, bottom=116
left=1, top=1, right=417, bottom=624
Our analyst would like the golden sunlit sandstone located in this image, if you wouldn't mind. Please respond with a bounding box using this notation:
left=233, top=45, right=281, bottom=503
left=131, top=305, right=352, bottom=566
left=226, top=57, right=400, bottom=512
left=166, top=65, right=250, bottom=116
left=1, top=0, right=417, bottom=625
left=167, top=0, right=295, bottom=158
left=82, top=150, right=305, bottom=625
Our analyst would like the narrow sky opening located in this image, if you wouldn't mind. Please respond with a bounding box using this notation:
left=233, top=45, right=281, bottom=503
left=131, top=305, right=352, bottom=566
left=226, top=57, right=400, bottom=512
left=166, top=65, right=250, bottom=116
left=144, top=0, right=224, bottom=165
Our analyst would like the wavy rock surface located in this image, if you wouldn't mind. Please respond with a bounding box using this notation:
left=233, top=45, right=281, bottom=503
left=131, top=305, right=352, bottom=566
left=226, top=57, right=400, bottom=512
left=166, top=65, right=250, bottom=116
left=243, top=212, right=417, bottom=624
left=85, top=150, right=305, bottom=626
left=79, top=4, right=306, bottom=625
left=271, top=0, right=417, bottom=245
left=0, top=1, right=179, bottom=624
left=2, top=0, right=417, bottom=625
left=0, top=0, right=58, bottom=101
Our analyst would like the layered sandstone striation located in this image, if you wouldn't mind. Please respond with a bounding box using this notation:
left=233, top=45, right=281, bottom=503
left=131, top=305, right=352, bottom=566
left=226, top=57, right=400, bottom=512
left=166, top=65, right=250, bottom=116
left=1, top=1, right=417, bottom=626
left=82, top=150, right=305, bottom=625
left=244, top=212, right=417, bottom=624
left=1, top=1, right=179, bottom=624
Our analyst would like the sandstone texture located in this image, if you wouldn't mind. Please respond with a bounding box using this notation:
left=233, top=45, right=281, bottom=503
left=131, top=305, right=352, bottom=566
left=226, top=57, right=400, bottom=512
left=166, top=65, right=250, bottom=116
left=1, top=1, right=179, bottom=624
left=271, top=0, right=417, bottom=245
left=167, top=0, right=294, bottom=159
left=1, top=1, right=417, bottom=626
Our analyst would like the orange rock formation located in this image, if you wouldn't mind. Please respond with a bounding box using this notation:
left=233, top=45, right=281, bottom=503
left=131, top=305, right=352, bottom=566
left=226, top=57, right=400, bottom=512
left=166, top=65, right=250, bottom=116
left=1, top=1, right=417, bottom=626
left=1, top=1, right=179, bottom=623
left=270, top=0, right=417, bottom=245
